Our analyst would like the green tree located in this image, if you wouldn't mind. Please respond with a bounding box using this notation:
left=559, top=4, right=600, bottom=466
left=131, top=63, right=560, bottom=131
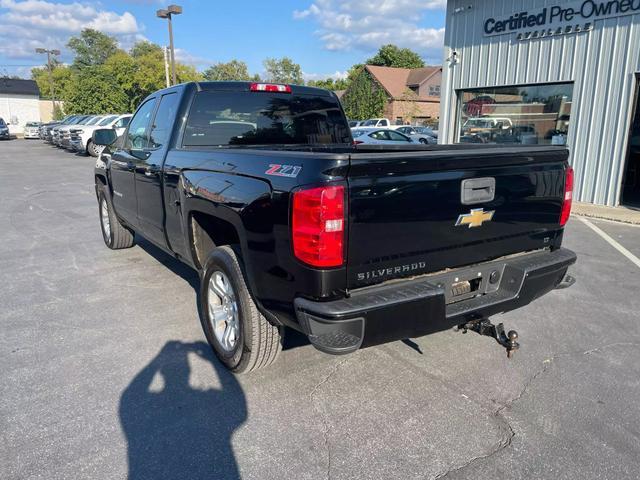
left=64, top=66, right=129, bottom=114
left=31, top=63, right=74, bottom=100
left=307, top=77, right=349, bottom=91
left=175, top=63, right=203, bottom=83
left=104, top=42, right=202, bottom=112
left=67, top=29, right=120, bottom=69
left=366, top=44, right=425, bottom=69
left=52, top=103, right=65, bottom=120
left=341, top=66, right=387, bottom=120
left=130, top=41, right=163, bottom=59
left=263, top=57, right=303, bottom=85
left=203, top=60, right=252, bottom=81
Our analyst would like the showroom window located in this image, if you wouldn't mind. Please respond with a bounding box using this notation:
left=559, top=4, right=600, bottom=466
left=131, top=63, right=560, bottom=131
left=457, top=83, right=573, bottom=145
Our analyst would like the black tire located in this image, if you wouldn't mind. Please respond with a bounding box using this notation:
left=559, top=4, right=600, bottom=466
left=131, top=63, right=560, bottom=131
left=419, top=137, right=428, bottom=144
left=87, top=140, right=101, bottom=157
left=199, top=246, right=282, bottom=373
left=97, top=185, right=135, bottom=249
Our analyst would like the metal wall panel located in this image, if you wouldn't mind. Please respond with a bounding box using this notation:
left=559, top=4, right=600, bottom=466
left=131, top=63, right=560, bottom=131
left=440, top=0, right=640, bottom=206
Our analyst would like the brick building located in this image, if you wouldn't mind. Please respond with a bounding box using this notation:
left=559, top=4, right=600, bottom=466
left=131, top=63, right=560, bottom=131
left=363, top=65, right=442, bottom=124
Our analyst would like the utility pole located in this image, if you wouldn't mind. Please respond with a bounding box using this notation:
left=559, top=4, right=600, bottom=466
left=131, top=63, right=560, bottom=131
left=156, top=5, right=182, bottom=86
left=163, top=46, right=171, bottom=88
left=35, top=48, right=60, bottom=117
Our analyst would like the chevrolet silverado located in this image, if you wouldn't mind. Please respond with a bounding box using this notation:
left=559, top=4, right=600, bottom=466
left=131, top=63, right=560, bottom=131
left=92, top=81, right=576, bottom=373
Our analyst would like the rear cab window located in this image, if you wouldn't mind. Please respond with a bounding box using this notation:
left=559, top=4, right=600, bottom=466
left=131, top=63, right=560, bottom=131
left=183, top=89, right=351, bottom=147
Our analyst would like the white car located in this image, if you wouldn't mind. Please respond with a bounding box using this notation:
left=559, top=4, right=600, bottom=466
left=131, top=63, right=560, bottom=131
left=69, top=114, right=131, bottom=156
left=352, top=128, right=414, bottom=145
left=55, top=115, right=98, bottom=148
left=23, top=122, right=42, bottom=139
left=359, top=118, right=392, bottom=128
left=393, top=126, right=437, bottom=144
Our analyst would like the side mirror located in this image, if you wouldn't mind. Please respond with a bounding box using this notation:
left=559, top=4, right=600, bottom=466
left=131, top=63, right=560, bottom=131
left=92, top=128, right=117, bottom=146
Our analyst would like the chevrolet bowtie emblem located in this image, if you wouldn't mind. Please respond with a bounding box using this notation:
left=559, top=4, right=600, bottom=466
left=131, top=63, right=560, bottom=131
left=455, top=208, right=495, bottom=228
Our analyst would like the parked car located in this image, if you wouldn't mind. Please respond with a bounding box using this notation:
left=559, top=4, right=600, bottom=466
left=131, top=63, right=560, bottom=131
left=360, top=118, right=391, bottom=127
left=462, top=117, right=513, bottom=142
left=495, top=125, right=539, bottom=145
left=41, top=116, right=76, bottom=143
left=393, top=125, right=437, bottom=144
left=352, top=128, right=414, bottom=145
left=91, top=81, right=576, bottom=373
left=0, top=117, right=10, bottom=140
left=348, top=120, right=364, bottom=128
left=50, top=116, right=84, bottom=145
left=70, top=114, right=131, bottom=156
left=23, top=122, right=42, bottom=139
left=54, top=115, right=94, bottom=147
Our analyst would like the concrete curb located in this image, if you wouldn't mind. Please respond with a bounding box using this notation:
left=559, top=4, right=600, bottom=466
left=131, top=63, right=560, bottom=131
left=572, top=202, right=640, bottom=225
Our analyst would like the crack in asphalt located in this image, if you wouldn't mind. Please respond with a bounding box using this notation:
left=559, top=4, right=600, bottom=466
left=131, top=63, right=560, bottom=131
left=309, top=355, right=353, bottom=480
left=432, top=342, right=640, bottom=479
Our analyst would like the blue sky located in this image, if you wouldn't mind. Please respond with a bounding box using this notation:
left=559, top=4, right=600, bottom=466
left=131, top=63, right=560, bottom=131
left=0, top=0, right=446, bottom=80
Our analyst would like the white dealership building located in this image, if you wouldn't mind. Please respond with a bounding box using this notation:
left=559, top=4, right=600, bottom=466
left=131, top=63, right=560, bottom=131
left=440, top=0, right=640, bottom=207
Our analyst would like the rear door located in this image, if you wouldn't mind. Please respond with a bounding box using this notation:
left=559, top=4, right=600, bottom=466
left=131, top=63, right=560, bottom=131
left=346, top=146, right=568, bottom=289
left=110, top=97, right=157, bottom=227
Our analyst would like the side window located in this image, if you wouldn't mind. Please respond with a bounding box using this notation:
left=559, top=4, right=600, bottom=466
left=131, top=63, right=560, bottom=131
left=115, top=117, right=131, bottom=128
left=149, top=93, right=179, bottom=149
left=388, top=131, right=410, bottom=142
left=369, top=131, right=385, bottom=140
left=125, top=99, right=156, bottom=150
left=380, top=120, right=389, bottom=126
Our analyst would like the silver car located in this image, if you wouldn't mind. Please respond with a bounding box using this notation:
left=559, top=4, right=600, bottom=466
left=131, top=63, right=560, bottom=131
left=394, top=126, right=437, bottom=144
left=352, top=128, right=414, bottom=145
left=23, top=122, right=42, bottom=139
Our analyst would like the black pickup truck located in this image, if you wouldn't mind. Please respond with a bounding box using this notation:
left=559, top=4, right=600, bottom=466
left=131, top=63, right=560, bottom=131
left=93, top=81, right=576, bottom=373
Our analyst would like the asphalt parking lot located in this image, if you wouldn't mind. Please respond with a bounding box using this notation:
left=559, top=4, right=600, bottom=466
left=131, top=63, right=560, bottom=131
left=2, top=139, right=640, bottom=480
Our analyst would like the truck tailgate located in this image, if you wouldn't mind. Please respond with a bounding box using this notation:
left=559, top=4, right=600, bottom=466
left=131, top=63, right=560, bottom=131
left=346, top=146, right=569, bottom=289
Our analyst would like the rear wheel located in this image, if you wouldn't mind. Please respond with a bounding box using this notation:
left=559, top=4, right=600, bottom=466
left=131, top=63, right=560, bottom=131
left=97, top=186, right=135, bottom=249
left=419, top=138, right=428, bottom=144
left=199, top=246, right=282, bottom=373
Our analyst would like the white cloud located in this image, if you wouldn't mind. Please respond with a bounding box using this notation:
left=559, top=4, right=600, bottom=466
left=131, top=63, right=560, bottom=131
left=0, top=0, right=144, bottom=61
left=174, top=48, right=212, bottom=69
left=293, top=0, right=446, bottom=60
left=302, top=70, right=348, bottom=82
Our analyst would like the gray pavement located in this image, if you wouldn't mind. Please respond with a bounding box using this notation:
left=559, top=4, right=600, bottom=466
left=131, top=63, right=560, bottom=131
left=1, top=139, right=640, bottom=480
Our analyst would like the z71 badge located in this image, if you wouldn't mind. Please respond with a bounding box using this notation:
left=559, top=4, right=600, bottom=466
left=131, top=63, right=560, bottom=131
left=265, top=164, right=302, bottom=178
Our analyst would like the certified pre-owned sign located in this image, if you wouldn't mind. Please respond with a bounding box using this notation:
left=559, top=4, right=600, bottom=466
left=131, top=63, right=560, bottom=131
left=484, top=0, right=640, bottom=38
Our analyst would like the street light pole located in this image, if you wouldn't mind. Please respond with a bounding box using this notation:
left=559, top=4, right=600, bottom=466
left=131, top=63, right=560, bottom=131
left=156, top=5, right=182, bottom=86
left=35, top=48, right=61, bottom=117
left=167, top=13, right=176, bottom=86
left=163, top=46, right=171, bottom=88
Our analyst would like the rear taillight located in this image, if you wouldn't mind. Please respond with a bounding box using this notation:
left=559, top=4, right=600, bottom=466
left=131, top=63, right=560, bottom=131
left=250, top=83, right=292, bottom=93
left=353, top=140, right=364, bottom=145
left=560, top=166, right=574, bottom=226
left=292, top=185, right=345, bottom=268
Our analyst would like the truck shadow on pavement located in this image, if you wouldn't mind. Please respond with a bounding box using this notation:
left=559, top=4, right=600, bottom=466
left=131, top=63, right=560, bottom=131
left=119, top=340, right=246, bottom=480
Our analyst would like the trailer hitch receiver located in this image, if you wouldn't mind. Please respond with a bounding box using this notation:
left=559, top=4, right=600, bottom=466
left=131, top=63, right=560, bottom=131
left=459, top=318, right=520, bottom=358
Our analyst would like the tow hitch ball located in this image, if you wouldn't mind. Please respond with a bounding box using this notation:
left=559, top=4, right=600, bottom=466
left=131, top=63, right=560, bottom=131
left=459, top=318, right=520, bottom=359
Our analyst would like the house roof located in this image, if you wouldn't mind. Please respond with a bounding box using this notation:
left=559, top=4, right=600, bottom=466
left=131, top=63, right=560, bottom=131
left=0, top=78, right=40, bottom=96
left=365, top=65, right=441, bottom=100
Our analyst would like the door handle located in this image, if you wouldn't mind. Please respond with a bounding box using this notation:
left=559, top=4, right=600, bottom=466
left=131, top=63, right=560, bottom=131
left=461, top=177, right=496, bottom=205
left=144, top=165, right=160, bottom=177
